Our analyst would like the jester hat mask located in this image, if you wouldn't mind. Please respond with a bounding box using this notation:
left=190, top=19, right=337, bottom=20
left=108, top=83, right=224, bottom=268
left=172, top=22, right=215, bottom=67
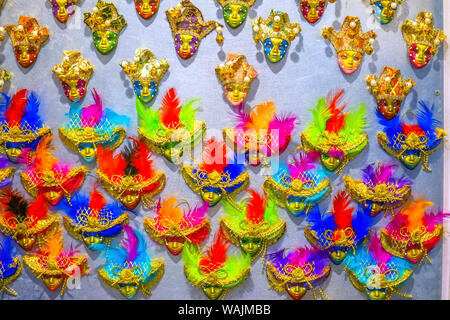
left=376, top=101, right=446, bottom=171
left=23, top=229, right=89, bottom=295
left=20, top=135, right=87, bottom=207
left=59, top=187, right=133, bottom=248
left=48, top=0, right=79, bottom=23
left=135, top=0, right=160, bottom=19
left=343, top=234, right=413, bottom=300
left=370, top=0, right=403, bottom=24
left=0, top=156, right=14, bottom=188
left=0, top=189, right=59, bottom=251
left=223, top=102, right=296, bottom=167
left=97, top=138, right=166, bottom=210
left=137, top=88, right=205, bottom=163
left=0, top=236, right=22, bottom=296
left=298, top=0, right=336, bottom=24
left=263, top=151, right=331, bottom=217
left=216, top=0, right=256, bottom=29
left=59, top=89, right=129, bottom=163
left=380, top=200, right=448, bottom=264
left=182, top=231, right=251, bottom=300
left=181, top=138, right=249, bottom=207
left=304, top=191, right=373, bottom=265
left=0, top=89, right=51, bottom=163
left=344, top=162, right=412, bottom=217
left=220, top=190, right=286, bottom=262
left=266, top=246, right=330, bottom=300
left=91, top=225, right=165, bottom=299
left=143, top=198, right=210, bottom=256
left=300, top=90, right=368, bottom=174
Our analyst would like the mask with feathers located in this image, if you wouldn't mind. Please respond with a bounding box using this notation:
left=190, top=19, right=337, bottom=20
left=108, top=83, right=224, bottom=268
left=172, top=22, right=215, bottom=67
left=0, top=236, right=22, bottom=296
left=0, top=155, right=15, bottom=188
left=143, top=198, right=210, bottom=255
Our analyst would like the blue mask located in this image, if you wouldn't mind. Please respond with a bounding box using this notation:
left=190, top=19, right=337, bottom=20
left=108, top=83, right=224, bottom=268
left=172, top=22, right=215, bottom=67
left=133, top=80, right=158, bottom=103
left=263, top=38, right=289, bottom=62
left=372, top=1, right=398, bottom=24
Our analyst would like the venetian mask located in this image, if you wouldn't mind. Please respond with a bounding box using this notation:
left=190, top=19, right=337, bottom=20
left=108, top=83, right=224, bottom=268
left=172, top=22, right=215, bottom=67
left=299, top=0, right=336, bottom=24
left=4, top=140, right=39, bottom=163
left=135, top=0, right=159, bottom=19
left=371, top=1, right=403, bottom=24
left=49, top=0, right=78, bottom=23
left=217, top=0, right=256, bottom=28
left=0, top=237, right=22, bottom=296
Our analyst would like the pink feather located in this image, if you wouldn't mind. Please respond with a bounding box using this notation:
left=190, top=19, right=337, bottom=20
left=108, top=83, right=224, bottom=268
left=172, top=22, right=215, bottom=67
left=374, top=163, right=397, bottom=185
left=329, top=147, right=344, bottom=159
left=184, top=201, right=209, bottom=228
left=121, top=225, right=138, bottom=262
left=369, top=234, right=392, bottom=264
left=267, top=115, right=296, bottom=155
left=424, top=211, right=449, bottom=232
left=81, top=90, right=104, bottom=127
left=288, top=151, right=321, bottom=180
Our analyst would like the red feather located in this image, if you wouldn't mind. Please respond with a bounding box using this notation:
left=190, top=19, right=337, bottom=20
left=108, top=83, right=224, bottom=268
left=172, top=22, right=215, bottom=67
left=28, top=193, right=49, bottom=222
left=5, top=89, right=27, bottom=127
left=402, top=124, right=425, bottom=136
left=199, top=139, right=228, bottom=174
left=97, top=145, right=127, bottom=178
left=0, top=189, right=18, bottom=222
left=160, top=88, right=181, bottom=129
left=61, top=171, right=86, bottom=194
left=88, top=187, right=107, bottom=217
left=331, top=191, right=354, bottom=229
left=325, top=89, right=347, bottom=133
left=186, top=225, right=210, bottom=244
left=245, top=189, right=266, bottom=225
left=199, top=231, right=229, bottom=273
left=129, top=138, right=155, bottom=179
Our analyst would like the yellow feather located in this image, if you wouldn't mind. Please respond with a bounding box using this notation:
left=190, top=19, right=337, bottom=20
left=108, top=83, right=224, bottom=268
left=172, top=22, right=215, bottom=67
left=247, top=102, right=276, bottom=130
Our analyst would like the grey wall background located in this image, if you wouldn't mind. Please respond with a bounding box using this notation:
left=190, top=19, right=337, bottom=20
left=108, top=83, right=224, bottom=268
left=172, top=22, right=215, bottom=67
left=0, top=0, right=444, bottom=300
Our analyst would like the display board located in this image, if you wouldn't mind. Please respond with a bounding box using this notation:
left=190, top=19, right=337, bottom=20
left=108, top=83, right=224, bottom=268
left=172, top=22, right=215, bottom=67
left=0, top=0, right=445, bottom=300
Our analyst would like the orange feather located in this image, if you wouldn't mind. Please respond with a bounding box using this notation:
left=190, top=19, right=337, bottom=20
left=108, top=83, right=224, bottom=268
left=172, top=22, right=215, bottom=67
left=199, top=139, right=228, bottom=173
left=246, top=102, right=276, bottom=130
left=157, top=197, right=184, bottom=229
left=401, top=200, right=433, bottom=230
left=199, top=231, right=229, bottom=273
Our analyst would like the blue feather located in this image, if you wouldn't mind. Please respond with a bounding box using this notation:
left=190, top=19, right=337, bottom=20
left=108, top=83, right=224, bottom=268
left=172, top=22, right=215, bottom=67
left=352, top=204, right=373, bottom=243
left=0, top=93, right=11, bottom=121
left=377, top=109, right=402, bottom=148
left=21, top=92, right=43, bottom=129
left=224, top=162, right=244, bottom=181
left=105, top=108, right=130, bottom=127
left=0, top=236, right=14, bottom=267
left=304, top=187, right=330, bottom=206
left=272, top=163, right=290, bottom=187
left=67, top=98, right=83, bottom=120
left=417, top=101, right=440, bottom=149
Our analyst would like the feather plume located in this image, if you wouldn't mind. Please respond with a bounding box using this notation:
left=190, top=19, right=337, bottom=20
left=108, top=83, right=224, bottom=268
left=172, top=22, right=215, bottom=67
left=331, top=191, right=354, bottom=230
left=156, top=198, right=184, bottom=229
left=160, top=88, right=181, bottom=128
left=246, top=102, right=276, bottom=130
left=400, top=200, right=433, bottom=230
left=325, top=90, right=347, bottom=133
left=179, top=99, right=199, bottom=131
left=424, top=211, right=449, bottom=232
left=80, top=89, right=104, bottom=127
left=22, top=92, right=43, bottom=128
left=199, top=139, right=228, bottom=174
left=377, top=110, right=403, bottom=145
left=42, top=229, right=63, bottom=259
left=32, top=134, right=58, bottom=173
left=0, top=236, right=14, bottom=268
left=306, top=97, right=332, bottom=145
left=136, top=98, right=161, bottom=135
left=97, top=145, right=127, bottom=178
left=245, top=190, right=266, bottom=225
left=417, top=101, right=439, bottom=137
left=122, top=225, right=138, bottom=262
left=184, top=201, right=208, bottom=228
left=268, top=114, right=297, bottom=152
left=88, top=187, right=107, bottom=216
left=28, top=193, right=49, bottom=222
left=288, top=151, right=320, bottom=180
left=4, top=89, right=27, bottom=127
left=129, top=137, right=155, bottom=179
left=199, top=232, right=229, bottom=273
left=0, top=189, right=29, bottom=223
left=368, top=234, right=391, bottom=264
left=0, top=93, right=12, bottom=119
left=342, top=104, right=366, bottom=141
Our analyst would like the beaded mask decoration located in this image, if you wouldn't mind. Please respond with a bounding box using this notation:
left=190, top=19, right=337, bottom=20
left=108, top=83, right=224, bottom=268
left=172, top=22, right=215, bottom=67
left=166, top=0, right=224, bottom=60
left=251, top=10, right=301, bottom=63
left=97, top=138, right=166, bottom=210
left=298, top=0, right=336, bottom=24
left=322, top=16, right=377, bottom=74
left=370, top=0, right=403, bottom=24
left=182, top=231, right=251, bottom=300
left=220, top=190, right=286, bottom=262
left=366, top=66, right=415, bottom=121
left=20, top=135, right=87, bottom=207
left=0, top=156, right=14, bottom=188
left=266, top=246, right=330, bottom=300
left=0, top=89, right=51, bottom=164
left=0, top=70, right=11, bottom=93
left=143, top=198, right=210, bottom=256
left=84, top=0, right=127, bottom=55
left=59, top=187, right=132, bottom=248
left=223, top=102, right=297, bottom=167
left=23, top=229, right=89, bottom=295
left=343, top=234, right=413, bottom=300
left=215, top=53, right=258, bottom=108
left=401, top=12, right=446, bottom=69
left=48, top=0, right=79, bottom=23
left=4, top=17, right=49, bottom=68
left=0, top=236, right=22, bottom=296
left=377, top=101, right=446, bottom=172
left=135, top=0, right=160, bottom=19
left=380, top=200, right=448, bottom=264
left=136, top=88, right=205, bottom=163
left=91, top=225, right=165, bottom=299
left=216, top=0, right=256, bottom=29
left=59, top=89, right=129, bottom=163
left=304, top=191, right=373, bottom=265
left=181, top=138, right=249, bottom=207
left=52, top=51, right=95, bottom=102
left=300, top=90, right=368, bottom=175
left=344, top=162, right=412, bottom=218
left=263, top=151, right=331, bottom=217
left=120, top=49, right=169, bottom=104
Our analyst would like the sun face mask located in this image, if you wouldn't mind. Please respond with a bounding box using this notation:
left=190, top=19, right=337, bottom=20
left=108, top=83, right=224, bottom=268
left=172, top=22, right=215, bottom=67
left=144, top=198, right=210, bottom=256
left=120, top=49, right=169, bottom=104
left=52, top=51, right=95, bottom=103
left=343, top=234, right=413, bottom=300
left=401, top=12, right=446, bottom=69
left=84, top=0, right=127, bottom=55
left=92, top=226, right=164, bottom=299
left=344, top=162, right=412, bottom=217
left=136, top=88, right=205, bottom=164
left=377, top=101, right=446, bottom=172
left=215, top=53, right=258, bottom=108
left=20, top=135, right=87, bottom=207
left=216, top=0, right=256, bottom=29
left=305, top=192, right=373, bottom=265
left=97, top=138, right=166, bottom=210
left=223, top=102, right=296, bottom=167
left=252, top=10, right=301, bottom=63
left=4, top=17, right=49, bottom=68
left=263, top=151, right=331, bottom=217
left=0, top=90, right=51, bottom=164
left=322, top=16, right=377, bottom=74
left=366, top=66, right=415, bottom=121
left=48, top=0, right=78, bottom=23
left=0, top=236, right=22, bottom=296
left=0, top=70, right=11, bottom=93
left=380, top=200, right=448, bottom=265
left=298, top=0, right=336, bottom=24
left=166, top=0, right=224, bottom=60
left=59, top=187, right=132, bottom=248
left=23, top=229, right=89, bottom=295
left=370, top=0, right=403, bottom=24
left=0, top=156, right=14, bottom=188
left=266, top=246, right=330, bottom=300
left=59, top=89, right=129, bottom=163
left=220, top=190, right=286, bottom=262
left=182, top=232, right=251, bottom=300
left=135, top=0, right=160, bottom=19
left=182, top=139, right=249, bottom=207
left=301, top=90, right=368, bottom=175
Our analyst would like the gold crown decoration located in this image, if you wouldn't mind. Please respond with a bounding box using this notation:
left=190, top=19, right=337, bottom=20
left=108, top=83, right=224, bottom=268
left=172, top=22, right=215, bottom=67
left=3, top=16, right=49, bottom=48
left=52, top=51, right=95, bottom=85
left=251, top=10, right=301, bottom=44
left=215, top=53, right=258, bottom=87
left=401, top=12, right=446, bottom=53
left=366, top=66, right=415, bottom=101
left=322, top=16, right=377, bottom=55
left=0, top=70, right=11, bottom=92
left=84, top=0, right=127, bottom=34
left=166, top=0, right=224, bottom=44
left=120, top=48, right=169, bottom=85
left=217, top=0, right=257, bottom=6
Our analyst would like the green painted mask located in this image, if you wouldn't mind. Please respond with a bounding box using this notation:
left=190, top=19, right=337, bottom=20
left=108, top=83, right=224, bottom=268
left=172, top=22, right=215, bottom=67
left=223, top=4, right=248, bottom=28
left=93, top=31, right=118, bottom=55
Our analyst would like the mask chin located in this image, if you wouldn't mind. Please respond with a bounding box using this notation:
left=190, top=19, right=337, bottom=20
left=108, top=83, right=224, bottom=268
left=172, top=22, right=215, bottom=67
left=6, top=148, right=24, bottom=163
left=201, top=189, right=223, bottom=206
left=78, top=144, right=97, bottom=162
left=121, top=193, right=141, bottom=210
left=286, top=197, right=307, bottom=216
left=367, top=288, right=387, bottom=300
left=240, top=237, right=262, bottom=257
left=119, top=283, right=139, bottom=299
left=202, top=285, right=224, bottom=300
left=285, top=283, right=307, bottom=300
left=165, top=238, right=185, bottom=255
left=43, top=275, right=64, bottom=291
left=84, top=234, right=104, bottom=247
left=400, top=153, right=421, bottom=170
left=337, top=50, right=362, bottom=74
left=406, top=248, right=424, bottom=263
left=44, top=191, right=64, bottom=206
left=320, top=154, right=342, bottom=172
left=329, top=249, right=347, bottom=265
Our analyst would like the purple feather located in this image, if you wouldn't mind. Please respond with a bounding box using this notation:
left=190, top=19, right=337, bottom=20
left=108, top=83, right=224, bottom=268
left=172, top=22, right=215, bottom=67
left=0, top=156, right=9, bottom=169
left=184, top=201, right=209, bottom=228
left=424, top=211, right=450, bottom=231
left=122, top=225, right=138, bottom=262
left=288, top=151, right=320, bottom=180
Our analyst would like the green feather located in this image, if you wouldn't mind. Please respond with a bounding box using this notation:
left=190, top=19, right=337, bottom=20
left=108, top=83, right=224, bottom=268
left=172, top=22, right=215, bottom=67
left=306, top=97, right=331, bottom=144
left=182, top=243, right=204, bottom=284
left=264, top=199, right=279, bottom=226
left=341, top=104, right=367, bottom=143
left=179, top=99, right=200, bottom=131
left=136, top=98, right=161, bottom=137
left=221, top=253, right=251, bottom=288
left=222, top=198, right=246, bottom=229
